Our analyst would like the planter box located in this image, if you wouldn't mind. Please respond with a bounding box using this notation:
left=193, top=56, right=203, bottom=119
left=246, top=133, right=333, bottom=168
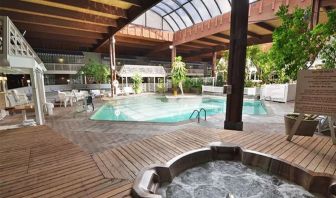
left=244, top=87, right=261, bottom=96
left=284, top=115, right=319, bottom=136
left=261, top=84, right=296, bottom=103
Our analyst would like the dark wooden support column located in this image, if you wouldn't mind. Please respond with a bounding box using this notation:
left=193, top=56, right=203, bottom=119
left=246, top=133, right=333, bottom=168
left=109, top=36, right=116, bottom=97
left=212, top=51, right=217, bottom=77
left=224, top=0, right=249, bottom=131
left=310, top=0, right=321, bottom=29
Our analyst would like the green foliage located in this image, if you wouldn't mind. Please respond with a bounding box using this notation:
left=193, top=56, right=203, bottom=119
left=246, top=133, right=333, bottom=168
left=171, top=56, right=188, bottom=94
left=246, top=46, right=273, bottom=83
left=216, top=51, right=229, bottom=83
left=183, top=77, right=192, bottom=92
left=131, top=73, right=143, bottom=94
left=78, top=59, right=109, bottom=83
left=157, top=78, right=165, bottom=94
left=269, top=6, right=336, bottom=80
left=171, top=56, right=188, bottom=85
left=320, top=39, right=336, bottom=69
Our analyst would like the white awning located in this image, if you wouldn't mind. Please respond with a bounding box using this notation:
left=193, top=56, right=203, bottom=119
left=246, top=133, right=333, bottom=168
left=118, top=65, right=167, bottom=78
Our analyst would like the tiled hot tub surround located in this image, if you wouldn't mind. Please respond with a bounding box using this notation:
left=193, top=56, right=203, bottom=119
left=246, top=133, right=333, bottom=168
left=132, top=142, right=336, bottom=198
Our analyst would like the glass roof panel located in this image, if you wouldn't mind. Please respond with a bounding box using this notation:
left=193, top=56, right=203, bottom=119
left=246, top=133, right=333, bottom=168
left=162, top=0, right=180, bottom=10
left=164, top=15, right=179, bottom=31
left=157, top=2, right=174, bottom=13
left=176, top=8, right=193, bottom=26
left=151, top=6, right=167, bottom=16
left=169, top=12, right=187, bottom=28
left=204, top=1, right=221, bottom=16
left=176, top=0, right=189, bottom=4
left=183, top=3, right=202, bottom=23
left=215, top=0, right=231, bottom=14
left=190, top=0, right=211, bottom=20
left=148, top=0, right=260, bottom=31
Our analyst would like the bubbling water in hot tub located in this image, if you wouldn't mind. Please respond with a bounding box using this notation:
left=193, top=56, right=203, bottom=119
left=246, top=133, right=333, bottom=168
left=158, top=161, right=320, bottom=198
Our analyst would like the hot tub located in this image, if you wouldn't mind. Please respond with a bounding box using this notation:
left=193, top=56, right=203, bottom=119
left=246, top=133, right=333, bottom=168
left=132, top=142, right=336, bottom=198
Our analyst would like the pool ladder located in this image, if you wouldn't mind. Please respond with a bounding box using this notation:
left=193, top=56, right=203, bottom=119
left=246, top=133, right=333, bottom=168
left=189, top=108, right=207, bottom=123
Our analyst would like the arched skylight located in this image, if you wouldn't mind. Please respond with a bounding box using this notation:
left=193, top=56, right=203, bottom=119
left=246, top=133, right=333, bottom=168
left=150, top=0, right=258, bottom=31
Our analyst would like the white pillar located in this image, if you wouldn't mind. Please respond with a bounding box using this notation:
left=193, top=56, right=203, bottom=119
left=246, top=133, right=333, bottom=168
left=30, top=69, right=44, bottom=125
left=163, top=77, right=166, bottom=92
left=126, top=77, right=128, bottom=87
left=153, top=77, right=156, bottom=92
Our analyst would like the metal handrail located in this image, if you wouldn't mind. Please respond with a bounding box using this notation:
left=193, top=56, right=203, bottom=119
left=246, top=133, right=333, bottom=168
left=189, top=109, right=199, bottom=120
left=199, top=108, right=207, bottom=121
left=189, top=108, right=207, bottom=123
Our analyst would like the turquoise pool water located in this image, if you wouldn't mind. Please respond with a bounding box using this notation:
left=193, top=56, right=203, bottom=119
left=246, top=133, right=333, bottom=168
left=90, top=96, right=267, bottom=123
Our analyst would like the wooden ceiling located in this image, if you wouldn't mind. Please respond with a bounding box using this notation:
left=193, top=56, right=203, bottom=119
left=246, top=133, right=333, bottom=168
left=0, top=0, right=161, bottom=51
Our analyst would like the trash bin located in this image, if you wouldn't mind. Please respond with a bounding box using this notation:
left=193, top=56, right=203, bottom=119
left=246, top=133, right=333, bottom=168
left=44, top=102, right=54, bottom=116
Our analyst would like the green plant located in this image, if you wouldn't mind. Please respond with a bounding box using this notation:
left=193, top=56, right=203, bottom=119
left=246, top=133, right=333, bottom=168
left=183, top=77, right=192, bottom=93
left=157, top=78, right=165, bottom=94
left=269, top=6, right=336, bottom=80
left=320, top=39, right=336, bottom=69
left=131, top=73, right=143, bottom=94
left=78, top=59, right=109, bottom=84
left=171, top=56, right=188, bottom=95
left=244, top=80, right=254, bottom=88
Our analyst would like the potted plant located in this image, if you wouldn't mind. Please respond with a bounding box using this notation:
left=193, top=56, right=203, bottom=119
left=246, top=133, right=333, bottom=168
left=284, top=114, right=319, bottom=136
left=131, top=73, right=143, bottom=94
left=171, top=56, right=187, bottom=96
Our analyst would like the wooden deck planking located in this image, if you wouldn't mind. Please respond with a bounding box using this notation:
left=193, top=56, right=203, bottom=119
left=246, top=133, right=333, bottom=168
left=1, top=125, right=335, bottom=197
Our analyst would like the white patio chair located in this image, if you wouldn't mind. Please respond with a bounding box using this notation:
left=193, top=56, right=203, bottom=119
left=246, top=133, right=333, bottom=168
left=123, top=87, right=134, bottom=95
left=72, top=90, right=84, bottom=102
left=11, top=90, right=29, bottom=105
left=58, top=91, right=70, bottom=107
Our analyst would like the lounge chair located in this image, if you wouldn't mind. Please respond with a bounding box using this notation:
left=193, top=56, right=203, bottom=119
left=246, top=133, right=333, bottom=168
left=5, top=91, right=29, bottom=108
left=58, top=91, right=71, bottom=107
left=123, top=87, right=134, bottom=95
left=72, top=89, right=85, bottom=102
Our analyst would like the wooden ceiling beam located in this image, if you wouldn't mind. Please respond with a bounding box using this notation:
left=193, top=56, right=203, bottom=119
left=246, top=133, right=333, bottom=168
left=15, top=22, right=104, bottom=39
left=146, top=42, right=172, bottom=56
left=247, top=31, right=263, bottom=39
left=184, top=35, right=272, bottom=58
left=23, top=0, right=126, bottom=19
left=213, top=33, right=231, bottom=40
left=321, top=0, right=336, bottom=7
left=254, top=22, right=275, bottom=32
left=6, top=12, right=109, bottom=33
left=93, top=0, right=162, bottom=51
left=25, top=32, right=98, bottom=44
left=0, top=1, right=117, bottom=26
left=198, top=37, right=224, bottom=45
left=115, top=37, right=159, bottom=46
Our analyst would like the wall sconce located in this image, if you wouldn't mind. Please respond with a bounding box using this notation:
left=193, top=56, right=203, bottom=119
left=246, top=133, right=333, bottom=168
left=169, top=45, right=174, bottom=50
left=58, top=57, right=64, bottom=63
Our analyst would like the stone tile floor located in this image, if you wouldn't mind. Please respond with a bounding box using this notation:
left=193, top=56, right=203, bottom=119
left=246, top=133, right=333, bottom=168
left=1, top=95, right=295, bottom=154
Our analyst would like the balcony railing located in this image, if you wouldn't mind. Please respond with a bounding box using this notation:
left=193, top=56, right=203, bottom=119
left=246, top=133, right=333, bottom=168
left=44, top=63, right=84, bottom=73
left=0, top=16, right=42, bottom=65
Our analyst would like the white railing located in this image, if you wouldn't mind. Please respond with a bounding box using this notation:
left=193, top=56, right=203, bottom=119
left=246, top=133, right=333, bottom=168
left=44, top=63, right=84, bottom=72
left=0, top=16, right=42, bottom=65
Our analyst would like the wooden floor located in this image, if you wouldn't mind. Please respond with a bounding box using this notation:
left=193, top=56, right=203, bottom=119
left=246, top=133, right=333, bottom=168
left=1, top=126, right=335, bottom=197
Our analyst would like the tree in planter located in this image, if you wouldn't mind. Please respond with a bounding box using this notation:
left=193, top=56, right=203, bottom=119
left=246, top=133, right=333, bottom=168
left=269, top=6, right=336, bottom=80
left=171, top=56, right=188, bottom=95
left=131, top=73, right=143, bottom=94
left=78, top=59, right=109, bottom=84
left=246, top=46, right=273, bottom=84
left=216, top=51, right=229, bottom=85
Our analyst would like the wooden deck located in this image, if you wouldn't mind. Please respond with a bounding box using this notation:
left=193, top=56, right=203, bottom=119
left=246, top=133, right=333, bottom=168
left=1, top=126, right=335, bottom=197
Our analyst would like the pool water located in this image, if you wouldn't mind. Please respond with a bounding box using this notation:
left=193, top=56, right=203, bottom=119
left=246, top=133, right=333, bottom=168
left=90, top=96, right=267, bottom=123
